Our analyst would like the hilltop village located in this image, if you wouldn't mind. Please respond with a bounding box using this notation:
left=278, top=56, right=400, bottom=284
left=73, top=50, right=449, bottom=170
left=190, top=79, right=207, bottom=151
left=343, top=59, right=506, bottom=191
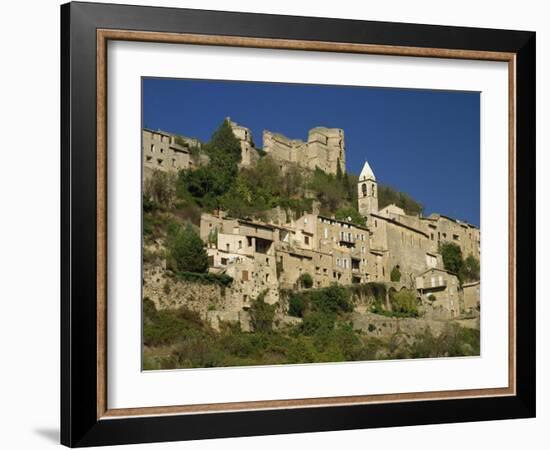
left=141, top=118, right=480, bottom=367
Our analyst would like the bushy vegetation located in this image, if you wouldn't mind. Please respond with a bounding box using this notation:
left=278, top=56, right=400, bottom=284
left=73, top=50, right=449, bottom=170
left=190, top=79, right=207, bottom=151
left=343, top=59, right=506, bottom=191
left=166, top=223, right=208, bottom=273
left=378, top=184, right=424, bottom=216
left=409, top=323, right=480, bottom=358
left=390, top=265, right=401, bottom=282
left=439, top=242, right=480, bottom=284
left=389, top=289, right=419, bottom=317
left=297, top=273, right=313, bottom=289
left=144, top=170, right=177, bottom=210
left=142, top=295, right=480, bottom=370
left=249, top=291, right=277, bottom=332
left=174, top=271, right=233, bottom=288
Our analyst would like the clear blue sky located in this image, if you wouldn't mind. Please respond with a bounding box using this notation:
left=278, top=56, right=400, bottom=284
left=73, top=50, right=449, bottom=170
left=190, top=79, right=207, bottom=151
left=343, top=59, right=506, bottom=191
left=143, top=78, right=480, bottom=226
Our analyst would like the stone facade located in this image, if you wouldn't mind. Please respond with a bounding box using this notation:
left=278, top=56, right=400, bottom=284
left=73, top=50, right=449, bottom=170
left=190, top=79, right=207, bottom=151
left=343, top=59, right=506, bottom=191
left=263, top=126, right=345, bottom=175
left=421, top=213, right=480, bottom=259
left=142, top=129, right=205, bottom=179
left=415, top=268, right=462, bottom=319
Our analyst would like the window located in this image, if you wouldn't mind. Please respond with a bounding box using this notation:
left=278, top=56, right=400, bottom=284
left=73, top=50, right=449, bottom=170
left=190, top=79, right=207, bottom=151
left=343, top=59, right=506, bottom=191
left=226, top=243, right=230, bottom=252
left=157, top=158, right=163, bottom=166
left=362, top=183, right=367, bottom=197
left=146, top=156, right=152, bottom=162
left=242, top=270, right=249, bottom=281
left=265, top=274, right=270, bottom=282
left=266, top=257, right=269, bottom=265
left=172, top=158, right=176, bottom=167
left=150, top=144, right=155, bottom=153
left=304, top=236, right=310, bottom=245
left=221, top=258, right=228, bottom=265
left=238, top=240, right=242, bottom=249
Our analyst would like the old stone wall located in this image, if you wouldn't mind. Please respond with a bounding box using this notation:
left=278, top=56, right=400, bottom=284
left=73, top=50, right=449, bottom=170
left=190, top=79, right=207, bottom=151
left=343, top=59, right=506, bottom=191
left=143, top=264, right=229, bottom=314
left=352, top=311, right=479, bottom=339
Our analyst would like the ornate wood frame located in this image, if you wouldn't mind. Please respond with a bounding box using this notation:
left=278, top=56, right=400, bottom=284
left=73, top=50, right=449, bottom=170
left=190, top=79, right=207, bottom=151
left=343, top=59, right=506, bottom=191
left=61, top=2, right=535, bottom=446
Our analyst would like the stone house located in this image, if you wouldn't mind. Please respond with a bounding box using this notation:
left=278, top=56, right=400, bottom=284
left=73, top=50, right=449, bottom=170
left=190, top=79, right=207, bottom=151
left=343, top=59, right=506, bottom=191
left=142, top=128, right=206, bottom=179
left=421, top=214, right=480, bottom=258
left=416, top=268, right=461, bottom=318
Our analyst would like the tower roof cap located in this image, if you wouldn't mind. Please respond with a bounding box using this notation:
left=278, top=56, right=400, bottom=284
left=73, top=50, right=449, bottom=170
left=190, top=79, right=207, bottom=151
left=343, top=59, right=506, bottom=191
left=359, top=160, right=376, bottom=181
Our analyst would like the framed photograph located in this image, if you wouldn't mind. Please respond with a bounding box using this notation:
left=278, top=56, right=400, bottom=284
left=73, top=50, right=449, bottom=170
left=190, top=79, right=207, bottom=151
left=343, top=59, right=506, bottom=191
left=61, top=1, right=536, bottom=447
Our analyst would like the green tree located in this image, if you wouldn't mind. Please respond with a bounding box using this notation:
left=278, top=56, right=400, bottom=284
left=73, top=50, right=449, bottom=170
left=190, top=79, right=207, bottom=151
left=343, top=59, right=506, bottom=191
left=207, top=118, right=242, bottom=165
left=336, top=159, right=343, bottom=181
left=310, top=284, right=353, bottom=314
left=439, top=242, right=464, bottom=276
left=167, top=223, right=208, bottom=273
left=390, top=265, right=401, bottom=282
left=297, top=273, right=313, bottom=289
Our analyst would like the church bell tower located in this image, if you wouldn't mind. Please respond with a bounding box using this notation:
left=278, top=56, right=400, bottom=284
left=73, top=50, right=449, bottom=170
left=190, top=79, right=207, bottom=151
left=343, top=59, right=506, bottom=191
left=358, top=160, right=378, bottom=217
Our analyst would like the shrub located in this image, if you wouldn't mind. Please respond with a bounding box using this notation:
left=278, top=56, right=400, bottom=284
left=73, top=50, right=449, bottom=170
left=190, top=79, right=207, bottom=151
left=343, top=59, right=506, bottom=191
left=301, top=311, right=335, bottom=336
left=175, top=271, right=233, bottom=287
left=167, top=223, right=208, bottom=273
left=309, top=284, right=353, bottom=314
left=390, top=289, right=419, bottom=317
left=249, top=291, right=276, bottom=333
left=390, top=265, right=401, bottom=282
left=297, top=273, right=313, bottom=289
left=288, top=293, right=306, bottom=318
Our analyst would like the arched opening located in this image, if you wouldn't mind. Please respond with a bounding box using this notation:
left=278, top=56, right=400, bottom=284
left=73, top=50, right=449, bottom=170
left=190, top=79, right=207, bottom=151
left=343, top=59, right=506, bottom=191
left=362, top=183, right=367, bottom=197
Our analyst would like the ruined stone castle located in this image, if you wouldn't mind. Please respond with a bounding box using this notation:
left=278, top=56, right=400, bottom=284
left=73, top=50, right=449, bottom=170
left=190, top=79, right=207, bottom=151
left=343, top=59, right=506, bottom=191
left=143, top=121, right=480, bottom=324
left=143, top=118, right=346, bottom=177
